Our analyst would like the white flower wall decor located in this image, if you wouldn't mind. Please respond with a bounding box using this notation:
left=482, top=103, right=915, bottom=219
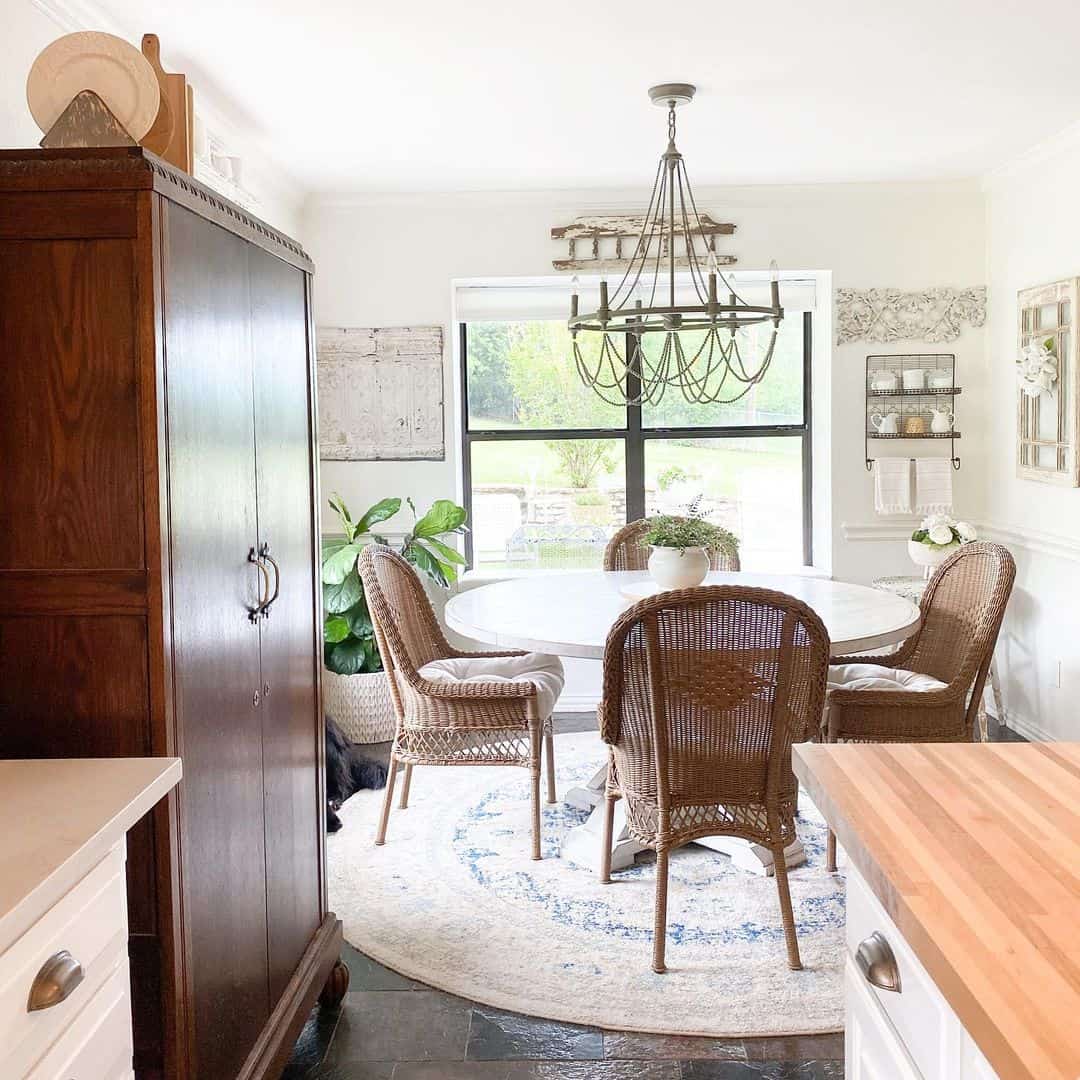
left=1016, top=340, right=1058, bottom=398
left=1016, top=278, right=1080, bottom=487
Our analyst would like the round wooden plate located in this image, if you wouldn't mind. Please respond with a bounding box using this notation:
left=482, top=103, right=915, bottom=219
left=27, top=31, right=161, bottom=140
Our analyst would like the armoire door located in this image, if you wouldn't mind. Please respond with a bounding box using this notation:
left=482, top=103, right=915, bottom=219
left=249, top=249, right=323, bottom=1004
left=161, top=201, right=270, bottom=1079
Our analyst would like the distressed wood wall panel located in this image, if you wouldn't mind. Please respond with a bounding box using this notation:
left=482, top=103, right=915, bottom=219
left=317, top=326, right=445, bottom=461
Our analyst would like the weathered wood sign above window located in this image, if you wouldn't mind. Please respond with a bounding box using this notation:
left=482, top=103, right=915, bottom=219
left=551, top=214, right=736, bottom=273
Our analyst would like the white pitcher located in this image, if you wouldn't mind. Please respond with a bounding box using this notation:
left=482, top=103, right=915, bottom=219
left=929, top=407, right=954, bottom=433
left=870, top=409, right=900, bottom=434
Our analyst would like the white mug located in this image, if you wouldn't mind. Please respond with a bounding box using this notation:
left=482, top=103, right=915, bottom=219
left=902, top=368, right=927, bottom=391
left=930, top=407, right=954, bottom=433
left=928, top=369, right=952, bottom=389
left=871, top=409, right=900, bottom=434
left=870, top=371, right=898, bottom=392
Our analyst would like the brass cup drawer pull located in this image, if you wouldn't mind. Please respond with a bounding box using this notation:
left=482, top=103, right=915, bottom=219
left=27, top=949, right=85, bottom=1012
left=856, top=931, right=902, bottom=993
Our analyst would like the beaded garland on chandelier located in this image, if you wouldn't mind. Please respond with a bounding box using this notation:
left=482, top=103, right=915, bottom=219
left=568, top=84, right=784, bottom=407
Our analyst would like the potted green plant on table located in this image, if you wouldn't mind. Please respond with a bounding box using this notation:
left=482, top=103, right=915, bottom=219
left=639, top=514, right=739, bottom=590
left=908, top=513, right=976, bottom=579
left=321, top=493, right=467, bottom=743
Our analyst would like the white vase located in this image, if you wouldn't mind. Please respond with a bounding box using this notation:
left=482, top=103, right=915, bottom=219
left=907, top=538, right=959, bottom=578
left=647, top=545, right=710, bottom=590
left=323, top=668, right=397, bottom=744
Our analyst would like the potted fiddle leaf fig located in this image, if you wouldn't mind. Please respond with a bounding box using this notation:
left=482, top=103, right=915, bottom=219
left=321, top=493, right=467, bottom=742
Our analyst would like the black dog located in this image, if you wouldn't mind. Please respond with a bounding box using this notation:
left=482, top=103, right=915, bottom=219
left=325, top=715, right=388, bottom=832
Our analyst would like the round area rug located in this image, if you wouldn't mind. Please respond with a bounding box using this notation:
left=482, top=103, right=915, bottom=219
left=329, top=731, right=845, bottom=1037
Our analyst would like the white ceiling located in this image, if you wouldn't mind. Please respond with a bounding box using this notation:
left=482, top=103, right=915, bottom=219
left=92, top=0, right=1080, bottom=196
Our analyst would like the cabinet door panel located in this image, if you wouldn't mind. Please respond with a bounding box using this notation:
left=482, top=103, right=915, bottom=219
left=250, top=251, right=323, bottom=1004
left=162, top=202, right=269, bottom=1080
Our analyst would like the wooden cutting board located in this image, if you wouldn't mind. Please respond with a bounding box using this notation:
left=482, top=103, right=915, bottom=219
left=140, top=33, right=193, bottom=171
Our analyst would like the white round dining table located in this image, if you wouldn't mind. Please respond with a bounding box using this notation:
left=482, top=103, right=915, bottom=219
left=445, top=570, right=921, bottom=659
left=444, top=569, right=922, bottom=878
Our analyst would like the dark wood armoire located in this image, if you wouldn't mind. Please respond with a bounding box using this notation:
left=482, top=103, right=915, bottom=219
left=0, top=147, right=345, bottom=1080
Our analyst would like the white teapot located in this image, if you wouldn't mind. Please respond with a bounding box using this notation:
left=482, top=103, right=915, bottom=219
left=929, top=407, right=954, bottom=433
left=870, top=409, right=901, bottom=434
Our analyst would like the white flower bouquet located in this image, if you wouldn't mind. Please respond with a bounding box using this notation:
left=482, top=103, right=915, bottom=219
left=911, top=513, right=977, bottom=549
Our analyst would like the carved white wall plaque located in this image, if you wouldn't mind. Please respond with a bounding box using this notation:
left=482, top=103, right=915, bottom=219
left=835, top=287, right=986, bottom=345
left=317, top=326, right=445, bottom=461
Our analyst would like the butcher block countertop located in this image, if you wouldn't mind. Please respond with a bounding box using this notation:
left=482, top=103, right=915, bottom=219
left=793, top=742, right=1080, bottom=1080
left=0, top=757, right=181, bottom=953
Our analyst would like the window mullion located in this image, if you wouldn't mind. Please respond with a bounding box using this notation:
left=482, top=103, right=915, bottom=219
left=625, top=333, right=645, bottom=520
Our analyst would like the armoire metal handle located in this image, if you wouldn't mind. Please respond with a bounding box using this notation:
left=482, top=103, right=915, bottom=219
left=260, top=544, right=281, bottom=618
left=856, top=931, right=902, bottom=993
left=248, top=548, right=271, bottom=623
left=27, top=950, right=84, bottom=1012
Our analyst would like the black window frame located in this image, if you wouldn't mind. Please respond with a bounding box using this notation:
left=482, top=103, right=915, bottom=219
left=459, top=311, right=813, bottom=569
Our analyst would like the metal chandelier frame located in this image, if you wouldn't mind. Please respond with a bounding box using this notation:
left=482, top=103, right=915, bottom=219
left=568, top=83, right=784, bottom=407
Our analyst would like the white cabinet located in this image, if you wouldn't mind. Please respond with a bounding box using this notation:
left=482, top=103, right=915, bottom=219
left=846, top=865, right=1000, bottom=1080
left=0, top=844, right=132, bottom=1080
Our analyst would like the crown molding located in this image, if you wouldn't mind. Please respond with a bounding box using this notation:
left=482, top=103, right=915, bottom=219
left=982, top=118, right=1080, bottom=190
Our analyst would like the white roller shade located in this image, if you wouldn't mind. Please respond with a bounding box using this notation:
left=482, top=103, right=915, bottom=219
left=454, top=273, right=818, bottom=323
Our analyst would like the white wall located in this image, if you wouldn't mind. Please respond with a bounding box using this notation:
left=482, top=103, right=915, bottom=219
left=1, top=0, right=304, bottom=236
left=305, top=181, right=987, bottom=583
left=982, top=126, right=1080, bottom=741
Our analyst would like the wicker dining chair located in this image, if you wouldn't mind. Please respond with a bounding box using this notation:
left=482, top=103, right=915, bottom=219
left=824, top=541, right=1016, bottom=871
left=599, top=586, right=831, bottom=974
left=603, top=517, right=741, bottom=573
left=358, top=545, right=560, bottom=860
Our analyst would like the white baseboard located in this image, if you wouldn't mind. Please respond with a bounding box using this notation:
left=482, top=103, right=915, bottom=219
left=1000, top=709, right=1052, bottom=743
left=555, top=693, right=600, bottom=715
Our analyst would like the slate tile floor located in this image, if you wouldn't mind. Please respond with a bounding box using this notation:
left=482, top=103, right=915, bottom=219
left=287, top=714, right=1021, bottom=1078
left=282, top=943, right=844, bottom=1079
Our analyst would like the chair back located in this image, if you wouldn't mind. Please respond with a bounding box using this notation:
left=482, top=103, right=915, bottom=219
left=907, top=543, right=1016, bottom=710
left=357, top=545, right=450, bottom=681
left=603, top=517, right=741, bottom=573
left=599, top=586, right=829, bottom=815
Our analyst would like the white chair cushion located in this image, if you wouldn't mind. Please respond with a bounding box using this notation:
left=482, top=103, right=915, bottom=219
left=417, top=652, right=565, bottom=718
left=827, top=663, right=948, bottom=694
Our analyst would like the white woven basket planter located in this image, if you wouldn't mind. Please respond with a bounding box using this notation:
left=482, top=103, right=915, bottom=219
left=323, top=669, right=397, bottom=744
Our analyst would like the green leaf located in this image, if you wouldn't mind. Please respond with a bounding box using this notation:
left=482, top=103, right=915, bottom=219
left=323, top=568, right=363, bottom=614
left=322, top=536, right=350, bottom=561
left=324, top=615, right=351, bottom=643
left=327, top=637, right=366, bottom=675
left=321, top=542, right=362, bottom=585
left=355, top=497, right=402, bottom=534
left=328, top=493, right=357, bottom=542
left=345, top=598, right=373, bottom=637
left=424, top=536, right=466, bottom=566
left=405, top=542, right=448, bottom=587
left=412, top=499, right=467, bottom=539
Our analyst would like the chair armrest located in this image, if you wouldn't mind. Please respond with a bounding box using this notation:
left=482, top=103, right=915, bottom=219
left=411, top=676, right=538, bottom=702
left=828, top=685, right=961, bottom=710
left=830, top=652, right=904, bottom=668
left=443, top=647, right=529, bottom=660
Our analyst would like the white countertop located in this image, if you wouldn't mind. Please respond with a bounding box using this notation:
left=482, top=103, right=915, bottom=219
left=445, top=570, right=921, bottom=659
left=0, top=757, right=182, bottom=953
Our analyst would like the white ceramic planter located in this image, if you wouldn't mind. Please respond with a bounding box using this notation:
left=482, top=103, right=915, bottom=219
left=907, top=538, right=960, bottom=577
left=647, top=545, right=710, bottom=590
left=323, top=668, right=397, bottom=744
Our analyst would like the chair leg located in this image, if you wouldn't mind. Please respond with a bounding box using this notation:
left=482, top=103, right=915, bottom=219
left=652, top=847, right=670, bottom=974
left=530, top=724, right=542, bottom=861
left=544, top=730, right=557, bottom=805
left=375, top=752, right=398, bottom=846
left=398, top=763, right=413, bottom=809
left=773, top=841, right=803, bottom=971
left=600, top=793, right=616, bottom=883
left=826, top=829, right=837, bottom=873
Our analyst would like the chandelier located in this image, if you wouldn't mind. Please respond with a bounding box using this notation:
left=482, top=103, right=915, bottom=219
left=568, top=83, right=784, bottom=407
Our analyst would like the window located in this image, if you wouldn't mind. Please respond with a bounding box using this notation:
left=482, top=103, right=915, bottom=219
left=460, top=311, right=812, bottom=572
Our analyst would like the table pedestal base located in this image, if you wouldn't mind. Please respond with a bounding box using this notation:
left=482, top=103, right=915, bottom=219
left=560, top=765, right=807, bottom=877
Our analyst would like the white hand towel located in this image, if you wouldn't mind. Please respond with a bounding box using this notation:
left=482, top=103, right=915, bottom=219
left=914, top=457, right=953, bottom=515
left=874, top=458, right=912, bottom=515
